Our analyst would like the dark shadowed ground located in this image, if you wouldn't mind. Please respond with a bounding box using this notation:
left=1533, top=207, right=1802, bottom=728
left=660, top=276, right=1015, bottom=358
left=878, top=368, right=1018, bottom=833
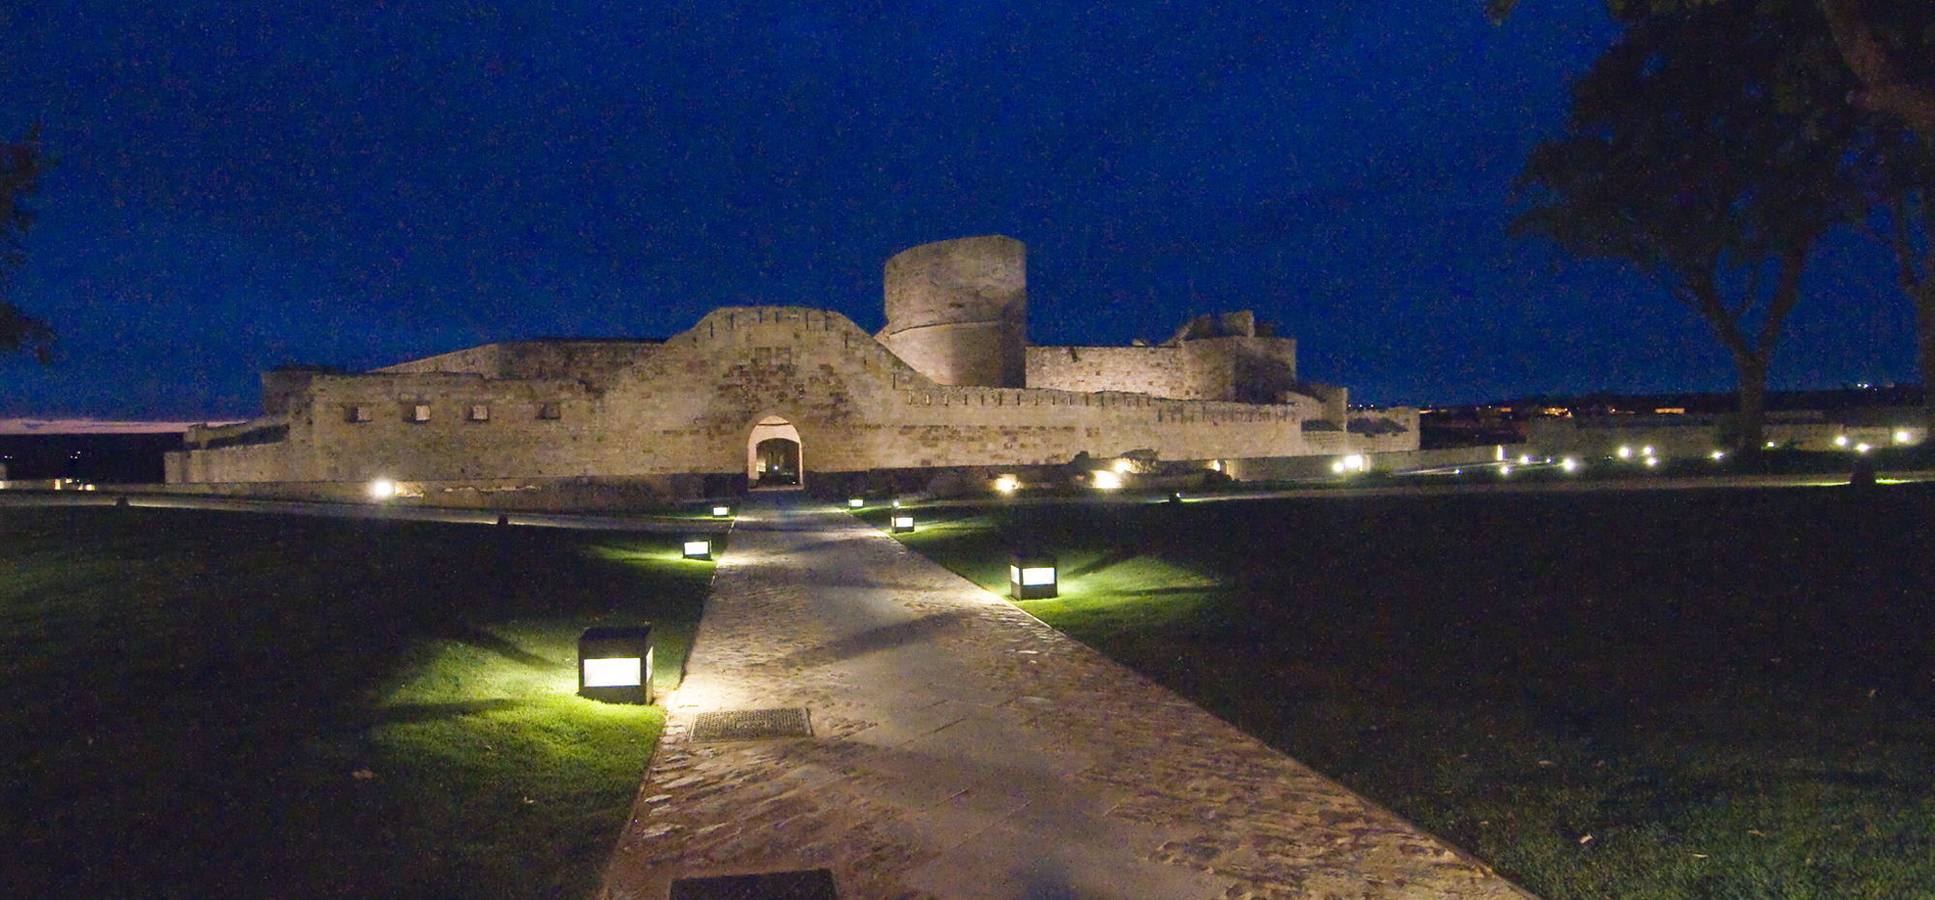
left=867, top=483, right=1935, bottom=897
left=0, top=507, right=713, bottom=897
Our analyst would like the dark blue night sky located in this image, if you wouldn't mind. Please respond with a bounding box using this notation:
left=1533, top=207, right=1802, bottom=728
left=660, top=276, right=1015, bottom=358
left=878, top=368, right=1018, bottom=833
left=0, top=2, right=1913, bottom=421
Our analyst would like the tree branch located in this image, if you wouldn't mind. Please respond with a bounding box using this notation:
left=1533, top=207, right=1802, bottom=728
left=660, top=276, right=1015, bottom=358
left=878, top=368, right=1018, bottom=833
left=1887, top=197, right=1923, bottom=297
left=1820, top=0, right=1935, bottom=139
left=1755, top=242, right=1810, bottom=361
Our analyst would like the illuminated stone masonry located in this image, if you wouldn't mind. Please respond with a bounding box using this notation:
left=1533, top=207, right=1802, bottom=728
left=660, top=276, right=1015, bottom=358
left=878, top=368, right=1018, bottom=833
left=599, top=496, right=1527, bottom=898
left=168, top=236, right=1416, bottom=504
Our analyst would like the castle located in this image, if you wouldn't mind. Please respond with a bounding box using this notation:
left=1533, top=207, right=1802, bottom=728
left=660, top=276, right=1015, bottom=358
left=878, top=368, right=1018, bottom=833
left=166, top=236, right=1417, bottom=506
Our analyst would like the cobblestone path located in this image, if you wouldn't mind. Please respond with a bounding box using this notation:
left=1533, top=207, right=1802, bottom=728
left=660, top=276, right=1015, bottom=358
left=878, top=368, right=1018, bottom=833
left=600, top=493, right=1528, bottom=899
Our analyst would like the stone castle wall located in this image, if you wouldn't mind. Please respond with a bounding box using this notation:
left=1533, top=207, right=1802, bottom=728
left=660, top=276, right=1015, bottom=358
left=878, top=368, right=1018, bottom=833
left=172, top=306, right=1385, bottom=487
left=876, top=235, right=1028, bottom=388
left=379, top=340, right=660, bottom=385
left=1024, top=336, right=1301, bottom=405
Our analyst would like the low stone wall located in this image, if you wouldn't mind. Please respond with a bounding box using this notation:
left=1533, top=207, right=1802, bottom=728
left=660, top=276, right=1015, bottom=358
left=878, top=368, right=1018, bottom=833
left=121, top=473, right=716, bottom=511
left=1228, top=445, right=1505, bottom=482
left=1527, top=417, right=1926, bottom=456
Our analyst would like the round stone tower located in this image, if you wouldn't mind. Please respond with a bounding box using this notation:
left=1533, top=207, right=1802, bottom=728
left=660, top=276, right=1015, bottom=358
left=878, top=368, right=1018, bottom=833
left=876, top=235, right=1027, bottom=388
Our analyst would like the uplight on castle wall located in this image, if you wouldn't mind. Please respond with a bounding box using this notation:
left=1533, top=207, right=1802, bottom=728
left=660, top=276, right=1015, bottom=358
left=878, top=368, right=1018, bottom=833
left=369, top=479, right=397, bottom=500
left=993, top=474, right=1019, bottom=495
left=1091, top=470, right=1123, bottom=490
left=578, top=625, right=653, bottom=704
left=682, top=537, right=714, bottom=560
left=891, top=513, right=915, bottom=534
left=1010, top=552, right=1059, bottom=600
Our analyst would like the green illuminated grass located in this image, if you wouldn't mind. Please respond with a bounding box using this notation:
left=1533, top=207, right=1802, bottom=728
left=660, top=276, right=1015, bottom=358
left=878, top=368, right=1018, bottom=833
left=866, top=488, right=1935, bottom=897
left=0, top=507, right=713, bottom=896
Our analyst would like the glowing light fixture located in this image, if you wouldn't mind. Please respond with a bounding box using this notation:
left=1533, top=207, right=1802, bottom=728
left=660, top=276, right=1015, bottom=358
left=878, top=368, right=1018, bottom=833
left=1641, top=445, right=1656, bottom=457
left=1561, top=457, right=1580, bottom=473
left=578, top=625, right=653, bottom=704
left=1500, top=464, right=1513, bottom=477
left=848, top=497, right=865, bottom=509
left=682, top=537, right=713, bottom=560
left=1091, top=470, right=1123, bottom=490
left=711, top=504, right=732, bottom=518
left=369, top=479, right=397, bottom=500
left=993, top=474, right=1020, bottom=495
left=1617, top=446, right=1633, bottom=459
left=1894, top=429, right=1912, bottom=444
left=1009, top=552, right=1059, bottom=600
left=891, top=513, right=915, bottom=534
left=1111, top=458, right=1133, bottom=474
left=1519, top=454, right=1533, bottom=465
left=1834, top=434, right=1850, bottom=448
left=1855, top=442, right=1872, bottom=454
left=1644, top=456, right=1660, bottom=469
left=1764, top=441, right=1778, bottom=449
left=1709, top=450, right=1726, bottom=461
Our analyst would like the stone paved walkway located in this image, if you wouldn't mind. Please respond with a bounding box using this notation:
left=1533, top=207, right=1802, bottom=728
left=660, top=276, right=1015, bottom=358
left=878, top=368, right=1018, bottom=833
left=600, top=493, right=1528, bottom=899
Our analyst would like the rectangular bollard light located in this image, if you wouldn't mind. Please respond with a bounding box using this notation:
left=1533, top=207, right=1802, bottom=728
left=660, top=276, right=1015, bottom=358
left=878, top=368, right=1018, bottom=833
left=1010, top=552, right=1058, bottom=600
left=682, top=537, right=713, bottom=560
left=711, top=504, right=732, bottom=518
left=848, top=497, right=865, bottom=509
left=891, top=513, right=915, bottom=534
left=579, top=625, right=653, bottom=704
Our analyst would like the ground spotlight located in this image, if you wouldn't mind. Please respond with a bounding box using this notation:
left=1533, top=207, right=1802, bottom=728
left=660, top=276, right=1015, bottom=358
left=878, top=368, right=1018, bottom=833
left=578, top=625, right=653, bottom=705
left=1009, top=552, right=1058, bottom=600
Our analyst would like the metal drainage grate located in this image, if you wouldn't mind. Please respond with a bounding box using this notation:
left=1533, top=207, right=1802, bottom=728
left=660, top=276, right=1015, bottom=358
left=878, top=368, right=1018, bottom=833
left=669, top=868, right=838, bottom=899
left=689, top=707, right=813, bottom=743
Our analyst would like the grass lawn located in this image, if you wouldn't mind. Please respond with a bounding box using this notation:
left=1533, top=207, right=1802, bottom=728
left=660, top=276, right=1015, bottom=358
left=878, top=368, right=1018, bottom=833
left=0, top=506, right=714, bottom=897
left=860, top=484, right=1935, bottom=897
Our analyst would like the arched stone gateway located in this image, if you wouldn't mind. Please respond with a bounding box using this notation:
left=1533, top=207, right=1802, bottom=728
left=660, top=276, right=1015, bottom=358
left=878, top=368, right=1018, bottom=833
left=747, top=415, right=802, bottom=488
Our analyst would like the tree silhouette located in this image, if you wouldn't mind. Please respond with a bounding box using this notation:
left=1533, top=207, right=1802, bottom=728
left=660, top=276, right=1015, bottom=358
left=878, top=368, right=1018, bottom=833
left=1, top=129, right=53, bottom=364
left=1513, top=3, right=1866, bottom=449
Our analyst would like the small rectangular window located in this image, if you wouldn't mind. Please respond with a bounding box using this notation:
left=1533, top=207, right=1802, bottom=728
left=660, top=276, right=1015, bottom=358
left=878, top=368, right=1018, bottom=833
left=408, top=404, right=432, bottom=423
left=346, top=405, right=372, bottom=423
left=537, top=402, right=562, bottom=420
left=468, top=404, right=490, bottom=422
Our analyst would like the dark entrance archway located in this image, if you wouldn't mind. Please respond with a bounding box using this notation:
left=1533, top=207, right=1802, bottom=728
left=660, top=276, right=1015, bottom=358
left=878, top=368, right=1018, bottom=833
left=753, top=437, right=800, bottom=486
left=747, top=415, right=803, bottom=488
